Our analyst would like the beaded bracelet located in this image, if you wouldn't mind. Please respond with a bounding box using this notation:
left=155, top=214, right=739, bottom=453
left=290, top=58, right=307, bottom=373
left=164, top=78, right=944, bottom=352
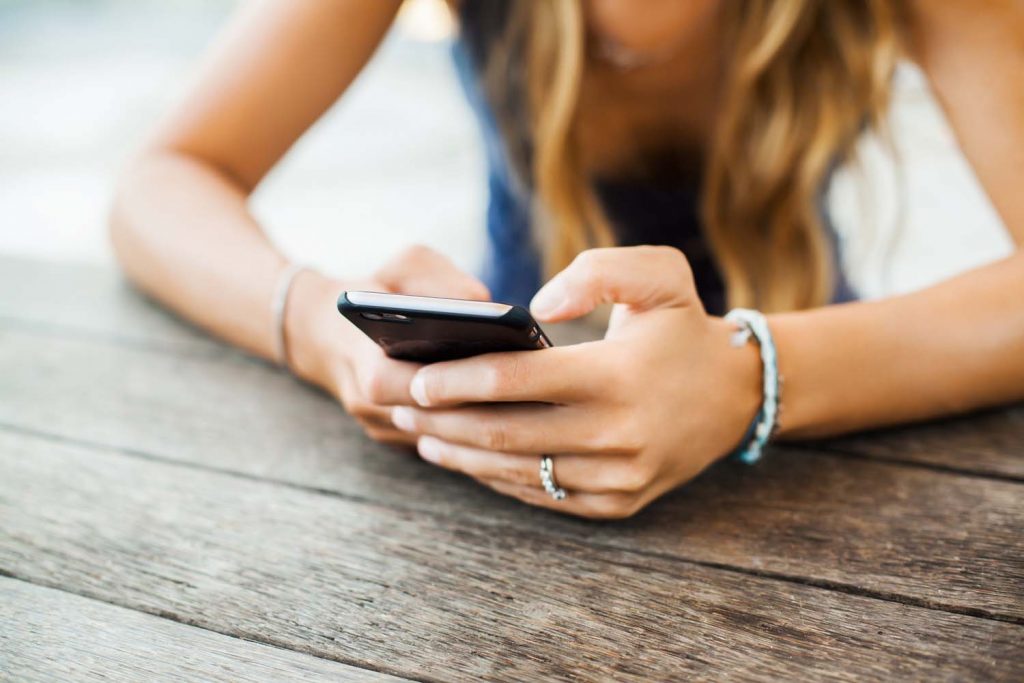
left=724, top=308, right=781, bottom=464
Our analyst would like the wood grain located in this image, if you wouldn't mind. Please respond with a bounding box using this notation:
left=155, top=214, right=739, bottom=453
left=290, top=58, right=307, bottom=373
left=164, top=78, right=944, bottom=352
left=4, top=327, right=1019, bottom=626
left=1, top=257, right=1020, bottom=478
left=0, top=578, right=403, bottom=682
left=2, top=431, right=1020, bottom=682
left=0, top=327, right=1020, bottom=621
left=0, top=255, right=600, bottom=356
left=0, top=256, right=226, bottom=357
left=817, top=406, right=1024, bottom=480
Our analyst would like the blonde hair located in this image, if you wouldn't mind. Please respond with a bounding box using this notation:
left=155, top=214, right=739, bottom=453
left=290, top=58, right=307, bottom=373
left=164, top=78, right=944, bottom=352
left=481, top=0, right=900, bottom=312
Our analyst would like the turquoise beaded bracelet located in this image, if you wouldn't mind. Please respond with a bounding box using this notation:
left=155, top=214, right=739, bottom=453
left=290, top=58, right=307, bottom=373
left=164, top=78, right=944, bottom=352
left=724, top=308, right=781, bottom=464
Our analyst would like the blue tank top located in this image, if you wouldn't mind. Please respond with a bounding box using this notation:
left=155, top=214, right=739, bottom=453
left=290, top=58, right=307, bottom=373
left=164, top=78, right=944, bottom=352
left=452, top=2, right=854, bottom=313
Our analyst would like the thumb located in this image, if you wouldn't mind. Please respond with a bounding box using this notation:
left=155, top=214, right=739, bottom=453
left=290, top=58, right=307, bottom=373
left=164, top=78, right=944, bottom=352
left=529, top=246, right=698, bottom=323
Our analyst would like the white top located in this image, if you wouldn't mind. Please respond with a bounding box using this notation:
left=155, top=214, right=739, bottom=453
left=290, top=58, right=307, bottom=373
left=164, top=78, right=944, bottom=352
left=826, top=61, right=1015, bottom=300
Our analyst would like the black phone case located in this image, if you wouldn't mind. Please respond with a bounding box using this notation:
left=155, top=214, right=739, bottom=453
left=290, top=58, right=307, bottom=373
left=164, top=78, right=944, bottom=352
left=337, top=292, right=552, bottom=363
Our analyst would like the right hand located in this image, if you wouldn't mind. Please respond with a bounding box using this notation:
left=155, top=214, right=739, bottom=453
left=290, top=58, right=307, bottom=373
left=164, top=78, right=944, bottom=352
left=288, top=245, right=491, bottom=446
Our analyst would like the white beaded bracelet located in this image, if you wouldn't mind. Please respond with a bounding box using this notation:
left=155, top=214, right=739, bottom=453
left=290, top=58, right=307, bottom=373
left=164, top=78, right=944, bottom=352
left=271, top=263, right=307, bottom=370
left=724, top=308, right=781, bottom=464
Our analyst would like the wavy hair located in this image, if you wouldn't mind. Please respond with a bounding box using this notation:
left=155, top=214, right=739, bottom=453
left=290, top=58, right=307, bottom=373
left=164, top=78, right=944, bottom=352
left=479, top=0, right=901, bottom=311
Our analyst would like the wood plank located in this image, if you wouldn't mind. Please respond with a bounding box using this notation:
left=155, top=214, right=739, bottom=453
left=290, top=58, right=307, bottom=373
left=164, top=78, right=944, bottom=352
left=0, top=256, right=224, bottom=357
left=1, top=432, right=1020, bottom=681
left=0, top=329, right=1021, bottom=621
left=1, top=256, right=1020, bottom=477
left=0, top=255, right=598, bottom=354
left=816, top=406, right=1024, bottom=480
left=0, top=578, right=403, bottom=683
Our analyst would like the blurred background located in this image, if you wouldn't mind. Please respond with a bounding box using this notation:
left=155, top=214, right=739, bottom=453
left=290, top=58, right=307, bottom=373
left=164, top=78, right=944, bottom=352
left=0, top=0, right=486, bottom=277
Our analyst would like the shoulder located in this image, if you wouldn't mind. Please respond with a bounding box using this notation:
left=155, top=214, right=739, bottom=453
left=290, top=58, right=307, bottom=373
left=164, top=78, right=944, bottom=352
left=903, top=0, right=1024, bottom=244
left=903, top=0, right=1023, bottom=66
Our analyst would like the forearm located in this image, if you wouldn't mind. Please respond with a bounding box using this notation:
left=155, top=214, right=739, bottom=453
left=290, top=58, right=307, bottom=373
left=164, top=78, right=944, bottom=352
left=109, top=150, right=340, bottom=375
left=771, top=253, right=1024, bottom=439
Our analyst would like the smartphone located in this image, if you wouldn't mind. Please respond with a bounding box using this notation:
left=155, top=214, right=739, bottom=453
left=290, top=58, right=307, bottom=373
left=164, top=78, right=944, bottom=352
left=337, top=291, right=552, bottom=363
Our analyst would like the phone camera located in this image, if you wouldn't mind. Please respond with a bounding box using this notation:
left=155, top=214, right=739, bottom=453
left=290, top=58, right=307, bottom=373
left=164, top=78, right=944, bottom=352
left=361, top=311, right=412, bottom=324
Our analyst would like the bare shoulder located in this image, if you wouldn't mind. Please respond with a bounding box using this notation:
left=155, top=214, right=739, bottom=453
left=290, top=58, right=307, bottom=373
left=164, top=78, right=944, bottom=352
left=905, top=0, right=1023, bottom=42
left=906, top=0, right=1024, bottom=244
left=904, top=0, right=1023, bottom=99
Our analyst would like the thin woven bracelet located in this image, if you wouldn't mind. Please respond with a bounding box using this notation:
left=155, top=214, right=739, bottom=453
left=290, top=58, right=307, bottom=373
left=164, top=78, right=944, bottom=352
left=271, top=263, right=308, bottom=371
left=724, top=308, right=781, bottom=464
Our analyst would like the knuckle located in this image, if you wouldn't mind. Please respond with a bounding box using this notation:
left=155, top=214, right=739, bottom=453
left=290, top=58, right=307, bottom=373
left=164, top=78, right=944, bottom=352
left=361, top=371, right=389, bottom=404
left=617, top=462, right=653, bottom=493
left=484, top=355, right=521, bottom=397
left=481, top=422, right=509, bottom=452
left=653, top=245, right=693, bottom=284
left=583, top=413, right=643, bottom=454
left=624, top=494, right=649, bottom=517
left=398, top=243, right=435, bottom=265
left=375, top=244, right=436, bottom=284
left=613, top=409, right=646, bottom=452
left=606, top=463, right=642, bottom=493
left=582, top=429, right=616, bottom=453
left=573, top=249, right=600, bottom=268
left=578, top=425, right=613, bottom=453
left=466, top=280, right=491, bottom=301
left=345, top=399, right=375, bottom=418
left=644, top=244, right=682, bottom=264
left=363, top=426, right=390, bottom=442
left=650, top=244, right=683, bottom=261
left=593, top=494, right=642, bottom=520
left=488, top=479, right=529, bottom=504
left=571, top=250, right=603, bottom=285
left=511, top=488, right=539, bottom=507
left=365, top=427, right=413, bottom=447
left=496, top=466, right=532, bottom=486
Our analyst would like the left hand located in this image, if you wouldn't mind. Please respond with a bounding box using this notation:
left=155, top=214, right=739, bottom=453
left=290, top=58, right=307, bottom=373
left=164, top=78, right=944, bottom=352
left=391, top=246, right=763, bottom=518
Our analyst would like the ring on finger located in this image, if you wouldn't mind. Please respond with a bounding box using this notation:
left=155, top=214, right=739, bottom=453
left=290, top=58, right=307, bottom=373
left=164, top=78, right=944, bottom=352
left=539, top=455, right=567, bottom=501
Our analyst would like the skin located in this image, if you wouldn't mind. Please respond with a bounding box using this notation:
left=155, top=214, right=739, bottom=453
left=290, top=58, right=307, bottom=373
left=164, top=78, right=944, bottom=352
left=110, top=0, right=1024, bottom=519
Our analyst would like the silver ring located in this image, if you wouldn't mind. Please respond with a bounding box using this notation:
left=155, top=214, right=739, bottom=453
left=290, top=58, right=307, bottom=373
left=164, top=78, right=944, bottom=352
left=539, top=455, right=567, bottom=501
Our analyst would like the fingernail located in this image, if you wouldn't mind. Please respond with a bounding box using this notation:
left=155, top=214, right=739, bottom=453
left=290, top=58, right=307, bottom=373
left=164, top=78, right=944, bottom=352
left=410, top=372, right=430, bottom=406
left=391, top=406, right=417, bottom=432
left=418, top=435, right=443, bottom=464
left=530, top=280, right=566, bottom=318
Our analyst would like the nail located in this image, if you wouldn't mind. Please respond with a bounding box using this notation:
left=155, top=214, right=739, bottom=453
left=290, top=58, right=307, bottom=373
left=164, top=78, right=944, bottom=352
left=391, top=406, right=417, bottom=432
left=529, top=279, right=566, bottom=318
left=418, top=435, right=443, bottom=464
left=410, top=372, right=430, bottom=406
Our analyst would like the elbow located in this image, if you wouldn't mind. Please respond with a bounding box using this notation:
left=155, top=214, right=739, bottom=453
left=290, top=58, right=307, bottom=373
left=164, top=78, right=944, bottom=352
left=107, top=145, right=255, bottom=296
left=108, top=152, right=154, bottom=283
left=108, top=147, right=195, bottom=290
left=108, top=178, right=133, bottom=278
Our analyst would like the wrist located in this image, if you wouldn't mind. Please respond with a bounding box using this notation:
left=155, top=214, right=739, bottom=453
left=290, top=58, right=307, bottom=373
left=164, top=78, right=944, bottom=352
left=284, top=269, right=348, bottom=392
left=712, top=315, right=770, bottom=458
left=722, top=309, right=784, bottom=463
left=764, top=311, right=820, bottom=440
left=709, top=316, right=766, bottom=459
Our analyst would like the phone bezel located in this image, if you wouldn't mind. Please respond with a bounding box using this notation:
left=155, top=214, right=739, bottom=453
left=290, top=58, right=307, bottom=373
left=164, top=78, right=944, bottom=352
left=344, top=291, right=514, bottom=318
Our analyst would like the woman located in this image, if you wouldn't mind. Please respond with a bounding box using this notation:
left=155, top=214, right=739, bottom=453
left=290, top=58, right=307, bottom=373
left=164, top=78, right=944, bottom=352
left=110, top=0, right=1024, bottom=518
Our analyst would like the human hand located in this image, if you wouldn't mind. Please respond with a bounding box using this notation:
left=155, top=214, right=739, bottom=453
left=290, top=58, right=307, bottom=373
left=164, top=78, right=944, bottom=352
left=289, top=245, right=490, bottom=446
left=390, top=246, right=762, bottom=517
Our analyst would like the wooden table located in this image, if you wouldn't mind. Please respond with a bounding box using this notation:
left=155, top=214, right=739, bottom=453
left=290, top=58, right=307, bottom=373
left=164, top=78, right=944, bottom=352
left=1, top=256, right=1021, bottom=681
